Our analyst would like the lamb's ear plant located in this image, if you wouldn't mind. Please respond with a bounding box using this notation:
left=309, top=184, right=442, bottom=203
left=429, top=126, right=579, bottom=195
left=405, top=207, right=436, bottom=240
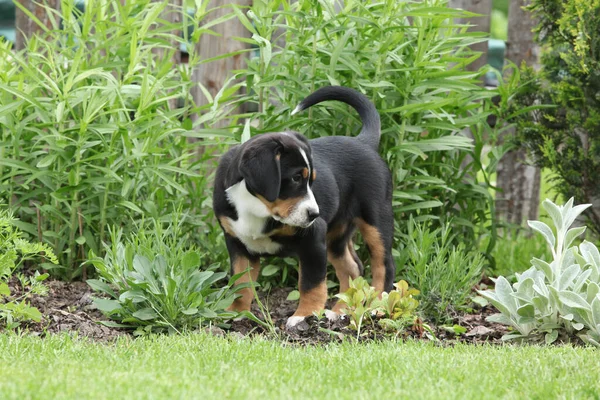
left=479, top=198, right=600, bottom=346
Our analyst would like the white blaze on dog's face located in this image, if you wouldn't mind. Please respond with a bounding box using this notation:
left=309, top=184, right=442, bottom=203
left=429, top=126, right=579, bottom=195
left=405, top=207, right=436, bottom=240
left=238, top=132, right=319, bottom=228
left=274, top=148, right=319, bottom=227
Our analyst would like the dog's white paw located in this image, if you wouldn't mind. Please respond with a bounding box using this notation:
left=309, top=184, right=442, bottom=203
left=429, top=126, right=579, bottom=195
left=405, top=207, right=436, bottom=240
left=286, top=316, right=305, bottom=329
left=324, top=310, right=340, bottom=322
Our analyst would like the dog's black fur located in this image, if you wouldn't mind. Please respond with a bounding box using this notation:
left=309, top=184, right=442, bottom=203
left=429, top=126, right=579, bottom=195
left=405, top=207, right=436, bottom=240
left=213, top=86, right=396, bottom=327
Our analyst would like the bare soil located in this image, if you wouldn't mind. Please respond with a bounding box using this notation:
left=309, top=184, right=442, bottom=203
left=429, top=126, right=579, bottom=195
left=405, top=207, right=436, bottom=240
left=3, top=280, right=511, bottom=345
left=6, top=280, right=125, bottom=341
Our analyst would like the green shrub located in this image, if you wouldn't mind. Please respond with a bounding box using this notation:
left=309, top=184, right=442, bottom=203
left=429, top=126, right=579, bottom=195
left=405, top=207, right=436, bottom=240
left=0, top=0, right=230, bottom=277
left=86, top=214, right=241, bottom=335
left=223, top=0, right=501, bottom=266
left=511, top=1, right=600, bottom=235
left=479, top=198, right=600, bottom=346
left=0, top=208, right=56, bottom=329
left=398, top=218, right=484, bottom=323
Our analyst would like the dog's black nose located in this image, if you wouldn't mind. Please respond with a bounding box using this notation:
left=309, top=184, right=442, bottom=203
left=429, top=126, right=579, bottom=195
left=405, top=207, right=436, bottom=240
left=307, top=209, right=320, bottom=222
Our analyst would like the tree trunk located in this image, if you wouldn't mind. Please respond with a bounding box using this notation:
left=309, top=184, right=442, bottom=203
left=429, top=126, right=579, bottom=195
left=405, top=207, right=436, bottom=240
left=152, top=0, right=183, bottom=110
left=495, top=0, right=541, bottom=225
left=191, top=0, right=252, bottom=132
left=449, top=0, right=491, bottom=73
left=15, top=0, right=60, bottom=51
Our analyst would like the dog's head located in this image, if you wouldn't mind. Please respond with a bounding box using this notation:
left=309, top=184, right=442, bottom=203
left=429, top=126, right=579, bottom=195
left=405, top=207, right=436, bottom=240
left=238, top=131, right=319, bottom=228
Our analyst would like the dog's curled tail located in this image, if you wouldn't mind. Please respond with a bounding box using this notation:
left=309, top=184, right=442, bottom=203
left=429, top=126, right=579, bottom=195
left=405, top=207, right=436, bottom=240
left=292, top=86, right=381, bottom=150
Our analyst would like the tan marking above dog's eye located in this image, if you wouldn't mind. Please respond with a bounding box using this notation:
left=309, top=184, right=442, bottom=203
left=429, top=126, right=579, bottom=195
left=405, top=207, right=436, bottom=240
left=312, top=169, right=316, bottom=181
left=302, top=168, right=309, bottom=179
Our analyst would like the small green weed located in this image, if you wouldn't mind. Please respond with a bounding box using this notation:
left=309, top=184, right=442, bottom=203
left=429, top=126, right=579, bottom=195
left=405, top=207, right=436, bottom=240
left=377, top=280, right=421, bottom=334
left=86, top=214, right=241, bottom=335
left=0, top=208, right=56, bottom=329
left=335, top=277, right=420, bottom=338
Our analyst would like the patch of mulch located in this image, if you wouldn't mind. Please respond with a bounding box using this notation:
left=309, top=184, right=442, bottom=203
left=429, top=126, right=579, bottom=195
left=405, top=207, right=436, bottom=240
left=3, top=281, right=511, bottom=345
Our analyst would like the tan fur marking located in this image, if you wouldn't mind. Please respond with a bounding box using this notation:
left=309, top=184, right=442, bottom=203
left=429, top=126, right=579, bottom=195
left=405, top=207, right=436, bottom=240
left=227, top=257, right=260, bottom=312
left=302, top=167, right=309, bottom=179
left=267, top=224, right=297, bottom=237
left=257, top=195, right=304, bottom=218
left=311, top=169, right=316, bottom=181
left=218, top=216, right=236, bottom=237
left=355, top=218, right=386, bottom=293
left=293, top=279, right=328, bottom=317
left=328, top=242, right=360, bottom=313
left=275, top=153, right=281, bottom=161
left=326, top=223, right=346, bottom=243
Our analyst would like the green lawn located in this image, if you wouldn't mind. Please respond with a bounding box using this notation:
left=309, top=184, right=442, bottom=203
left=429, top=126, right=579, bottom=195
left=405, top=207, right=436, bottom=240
left=1, top=333, right=598, bottom=399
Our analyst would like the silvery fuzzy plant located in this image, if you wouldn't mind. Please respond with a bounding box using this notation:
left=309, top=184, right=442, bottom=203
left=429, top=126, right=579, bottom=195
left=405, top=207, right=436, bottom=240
left=478, top=198, right=600, bottom=346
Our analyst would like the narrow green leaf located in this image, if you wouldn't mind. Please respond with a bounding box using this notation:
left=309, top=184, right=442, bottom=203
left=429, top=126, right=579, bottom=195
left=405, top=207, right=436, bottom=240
left=286, top=290, right=300, bottom=301
left=0, top=282, right=10, bottom=296
left=86, top=279, right=116, bottom=298
left=92, top=298, right=122, bottom=313
left=261, top=265, right=280, bottom=277
left=132, top=308, right=159, bottom=321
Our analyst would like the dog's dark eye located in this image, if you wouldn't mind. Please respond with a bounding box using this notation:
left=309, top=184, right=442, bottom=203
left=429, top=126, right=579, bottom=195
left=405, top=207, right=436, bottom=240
left=292, top=173, right=302, bottom=183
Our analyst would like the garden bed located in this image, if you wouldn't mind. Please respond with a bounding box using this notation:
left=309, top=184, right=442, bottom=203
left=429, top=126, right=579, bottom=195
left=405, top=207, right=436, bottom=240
left=7, top=280, right=510, bottom=345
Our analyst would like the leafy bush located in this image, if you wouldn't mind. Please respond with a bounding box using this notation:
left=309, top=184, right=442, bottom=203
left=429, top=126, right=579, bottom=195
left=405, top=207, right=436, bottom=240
left=336, top=277, right=420, bottom=337
left=86, top=215, right=240, bottom=335
left=0, top=208, right=56, bottom=329
left=0, top=1, right=230, bottom=276
left=511, top=1, right=600, bottom=235
left=398, top=218, right=484, bottom=323
left=479, top=198, right=600, bottom=346
left=222, top=0, right=501, bottom=264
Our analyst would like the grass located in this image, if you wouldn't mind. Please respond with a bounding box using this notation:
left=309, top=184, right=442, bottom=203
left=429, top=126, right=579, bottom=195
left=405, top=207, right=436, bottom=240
left=1, top=333, right=599, bottom=399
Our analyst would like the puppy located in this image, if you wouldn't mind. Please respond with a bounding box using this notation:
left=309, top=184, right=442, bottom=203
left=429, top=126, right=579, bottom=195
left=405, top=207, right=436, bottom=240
left=213, top=86, right=396, bottom=328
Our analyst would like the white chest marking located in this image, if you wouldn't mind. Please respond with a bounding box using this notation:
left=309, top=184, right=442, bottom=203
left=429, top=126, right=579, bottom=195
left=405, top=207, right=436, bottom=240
left=224, top=180, right=282, bottom=255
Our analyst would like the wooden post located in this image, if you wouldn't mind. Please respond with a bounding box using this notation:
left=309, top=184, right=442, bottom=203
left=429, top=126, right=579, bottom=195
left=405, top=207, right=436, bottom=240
left=152, top=0, right=183, bottom=110
left=15, top=0, right=60, bottom=51
left=449, top=0, right=492, bottom=73
left=191, top=0, right=252, bottom=131
left=495, top=0, right=541, bottom=225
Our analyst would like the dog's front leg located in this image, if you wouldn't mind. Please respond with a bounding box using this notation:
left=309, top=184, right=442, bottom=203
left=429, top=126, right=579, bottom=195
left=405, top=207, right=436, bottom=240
left=225, top=236, right=261, bottom=312
left=286, top=221, right=328, bottom=329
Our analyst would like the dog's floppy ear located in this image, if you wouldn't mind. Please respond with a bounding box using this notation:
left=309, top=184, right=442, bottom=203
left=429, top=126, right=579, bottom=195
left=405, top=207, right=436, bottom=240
left=239, top=138, right=281, bottom=202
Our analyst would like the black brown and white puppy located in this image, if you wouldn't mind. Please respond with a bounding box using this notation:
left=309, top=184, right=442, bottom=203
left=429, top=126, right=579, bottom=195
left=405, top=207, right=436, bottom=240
left=213, top=86, right=396, bottom=328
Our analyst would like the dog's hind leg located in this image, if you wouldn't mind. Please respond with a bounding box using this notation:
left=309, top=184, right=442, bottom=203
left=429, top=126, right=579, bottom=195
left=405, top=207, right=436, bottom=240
left=355, top=216, right=395, bottom=293
left=327, top=224, right=362, bottom=313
